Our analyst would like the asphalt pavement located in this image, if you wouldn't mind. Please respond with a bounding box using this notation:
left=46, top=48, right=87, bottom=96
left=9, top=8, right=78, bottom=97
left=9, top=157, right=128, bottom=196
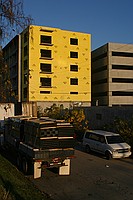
left=28, top=145, right=133, bottom=200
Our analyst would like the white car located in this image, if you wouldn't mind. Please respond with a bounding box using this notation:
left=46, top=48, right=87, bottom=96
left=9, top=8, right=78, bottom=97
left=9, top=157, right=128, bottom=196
left=82, top=130, right=132, bottom=159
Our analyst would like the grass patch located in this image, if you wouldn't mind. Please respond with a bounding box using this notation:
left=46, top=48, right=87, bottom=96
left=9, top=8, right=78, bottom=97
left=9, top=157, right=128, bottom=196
left=0, top=154, right=48, bottom=200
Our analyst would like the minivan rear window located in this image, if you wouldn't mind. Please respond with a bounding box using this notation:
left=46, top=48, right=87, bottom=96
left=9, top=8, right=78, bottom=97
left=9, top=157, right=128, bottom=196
left=106, top=135, right=124, bottom=144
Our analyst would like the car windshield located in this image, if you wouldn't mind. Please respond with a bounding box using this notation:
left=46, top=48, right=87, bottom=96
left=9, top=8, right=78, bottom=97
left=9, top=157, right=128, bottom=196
left=106, top=135, right=124, bottom=144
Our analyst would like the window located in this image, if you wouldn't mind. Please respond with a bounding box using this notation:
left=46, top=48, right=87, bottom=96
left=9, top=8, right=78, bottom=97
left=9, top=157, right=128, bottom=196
left=40, top=49, right=51, bottom=59
left=85, top=132, right=90, bottom=139
left=70, top=38, right=78, bottom=45
left=24, top=46, right=27, bottom=57
left=92, top=78, right=107, bottom=85
left=106, top=136, right=124, bottom=144
left=11, top=65, right=17, bottom=76
left=70, top=78, right=78, bottom=85
left=24, top=88, right=27, bottom=98
left=112, top=78, right=133, bottom=83
left=112, top=91, right=133, bottom=96
left=40, top=77, right=51, bottom=87
left=99, top=136, right=106, bottom=143
left=10, top=53, right=17, bottom=64
left=40, top=63, right=51, bottom=73
left=40, top=91, right=51, bottom=94
left=70, top=51, right=78, bottom=58
left=85, top=132, right=105, bottom=143
left=12, top=77, right=17, bottom=86
left=14, top=90, right=18, bottom=96
left=112, top=51, right=133, bottom=57
left=93, top=92, right=107, bottom=97
left=112, top=65, right=133, bottom=70
left=40, top=28, right=53, bottom=33
left=88, top=133, right=100, bottom=141
left=40, top=35, right=52, bottom=45
left=24, top=32, right=28, bottom=43
left=70, top=65, right=78, bottom=72
left=24, top=74, right=27, bottom=84
left=92, top=65, right=107, bottom=74
left=70, top=92, right=78, bottom=94
left=24, top=60, right=28, bottom=70
left=92, top=52, right=107, bottom=62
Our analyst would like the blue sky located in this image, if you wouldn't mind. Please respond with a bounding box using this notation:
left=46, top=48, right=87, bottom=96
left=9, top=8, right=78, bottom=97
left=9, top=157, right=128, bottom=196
left=23, top=0, right=133, bottom=50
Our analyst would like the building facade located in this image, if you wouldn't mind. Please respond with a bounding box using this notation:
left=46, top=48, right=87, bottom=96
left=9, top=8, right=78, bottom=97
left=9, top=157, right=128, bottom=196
left=3, top=25, right=91, bottom=108
left=2, top=35, right=20, bottom=102
left=91, top=43, right=133, bottom=106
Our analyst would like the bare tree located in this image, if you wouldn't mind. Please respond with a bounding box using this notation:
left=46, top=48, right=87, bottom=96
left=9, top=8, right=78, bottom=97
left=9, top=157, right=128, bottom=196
left=0, top=0, right=33, bottom=102
left=0, top=0, right=33, bottom=46
left=0, top=48, right=15, bottom=102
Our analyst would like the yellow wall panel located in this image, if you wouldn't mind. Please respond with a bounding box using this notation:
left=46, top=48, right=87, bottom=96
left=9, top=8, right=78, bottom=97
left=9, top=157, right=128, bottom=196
left=21, top=25, right=91, bottom=104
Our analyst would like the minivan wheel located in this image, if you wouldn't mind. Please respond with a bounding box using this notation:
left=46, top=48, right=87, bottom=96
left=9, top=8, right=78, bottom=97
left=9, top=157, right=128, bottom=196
left=85, top=145, right=91, bottom=153
left=105, top=151, right=112, bottom=160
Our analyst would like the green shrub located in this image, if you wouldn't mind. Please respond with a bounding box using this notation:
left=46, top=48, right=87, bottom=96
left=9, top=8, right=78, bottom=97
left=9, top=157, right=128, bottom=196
left=103, top=117, right=133, bottom=149
left=113, top=118, right=133, bottom=148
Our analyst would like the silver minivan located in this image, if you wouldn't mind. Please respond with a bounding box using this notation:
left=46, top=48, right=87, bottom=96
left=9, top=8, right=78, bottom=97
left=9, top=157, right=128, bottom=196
left=82, top=130, right=132, bottom=159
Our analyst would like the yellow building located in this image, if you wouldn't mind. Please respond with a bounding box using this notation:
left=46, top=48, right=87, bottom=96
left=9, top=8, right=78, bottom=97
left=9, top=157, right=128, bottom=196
left=10, top=25, right=91, bottom=108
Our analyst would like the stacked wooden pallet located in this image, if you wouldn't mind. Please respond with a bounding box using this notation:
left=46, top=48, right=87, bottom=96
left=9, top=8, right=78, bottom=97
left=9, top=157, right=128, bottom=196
left=24, top=118, right=75, bottom=149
